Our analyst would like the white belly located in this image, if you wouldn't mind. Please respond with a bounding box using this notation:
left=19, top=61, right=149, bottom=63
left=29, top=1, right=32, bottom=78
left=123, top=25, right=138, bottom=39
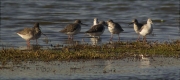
left=108, top=27, right=120, bottom=34
left=17, top=33, right=33, bottom=41
left=139, top=25, right=153, bottom=36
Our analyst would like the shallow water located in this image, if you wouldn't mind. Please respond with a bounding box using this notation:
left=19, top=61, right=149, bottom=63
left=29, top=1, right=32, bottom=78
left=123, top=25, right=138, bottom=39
left=0, top=0, right=180, bottom=49
left=0, top=57, right=180, bottom=79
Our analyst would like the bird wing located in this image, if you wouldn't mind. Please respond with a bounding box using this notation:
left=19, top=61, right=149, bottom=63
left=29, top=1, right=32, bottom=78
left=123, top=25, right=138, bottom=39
left=115, top=23, right=124, bottom=31
left=17, top=27, right=33, bottom=35
left=86, top=24, right=104, bottom=33
left=138, top=23, right=145, bottom=30
left=60, top=23, right=80, bottom=33
left=139, top=24, right=147, bottom=32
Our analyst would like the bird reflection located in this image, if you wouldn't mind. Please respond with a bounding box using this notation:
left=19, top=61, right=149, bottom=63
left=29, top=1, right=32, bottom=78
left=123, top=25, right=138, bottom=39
left=63, top=39, right=80, bottom=45
left=134, top=54, right=151, bottom=68
left=140, top=55, right=150, bottom=68
left=90, top=37, right=102, bottom=45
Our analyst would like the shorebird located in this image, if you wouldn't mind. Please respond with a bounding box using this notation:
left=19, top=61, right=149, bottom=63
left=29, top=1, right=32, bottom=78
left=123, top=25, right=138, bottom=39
left=17, top=23, right=41, bottom=49
left=139, top=18, right=153, bottom=42
left=129, top=19, right=144, bottom=40
left=60, top=19, right=87, bottom=39
left=106, top=19, right=124, bottom=41
left=93, top=18, right=99, bottom=26
left=86, top=21, right=106, bottom=38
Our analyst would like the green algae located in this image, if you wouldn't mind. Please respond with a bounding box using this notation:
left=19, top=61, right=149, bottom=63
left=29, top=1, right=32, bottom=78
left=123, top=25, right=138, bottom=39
left=0, top=40, right=180, bottom=63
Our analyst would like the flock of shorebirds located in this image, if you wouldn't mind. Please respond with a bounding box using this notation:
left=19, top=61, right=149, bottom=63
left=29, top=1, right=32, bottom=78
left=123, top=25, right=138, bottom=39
left=17, top=18, right=153, bottom=49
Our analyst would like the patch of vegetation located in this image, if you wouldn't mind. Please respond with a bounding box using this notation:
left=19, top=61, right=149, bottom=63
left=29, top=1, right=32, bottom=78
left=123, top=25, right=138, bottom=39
left=0, top=40, right=180, bottom=63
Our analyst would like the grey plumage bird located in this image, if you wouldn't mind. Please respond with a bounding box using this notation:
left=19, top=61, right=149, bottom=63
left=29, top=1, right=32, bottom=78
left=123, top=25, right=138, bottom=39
left=17, top=23, right=41, bottom=49
left=129, top=19, right=144, bottom=40
left=139, top=18, right=153, bottom=42
left=60, top=19, right=87, bottom=39
left=86, top=21, right=106, bottom=38
left=106, top=19, right=124, bottom=41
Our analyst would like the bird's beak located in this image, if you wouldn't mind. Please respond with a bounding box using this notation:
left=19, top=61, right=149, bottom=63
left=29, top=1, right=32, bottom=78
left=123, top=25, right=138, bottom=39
left=128, top=22, right=134, bottom=26
left=81, top=23, right=88, bottom=26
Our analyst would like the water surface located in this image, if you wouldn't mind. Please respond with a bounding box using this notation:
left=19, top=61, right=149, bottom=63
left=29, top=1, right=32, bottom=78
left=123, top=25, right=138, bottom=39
left=0, top=0, right=179, bottom=48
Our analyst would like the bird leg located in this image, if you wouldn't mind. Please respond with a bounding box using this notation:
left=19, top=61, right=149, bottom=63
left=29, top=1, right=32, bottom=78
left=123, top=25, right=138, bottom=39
left=36, top=39, right=38, bottom=45
left=27, top=40, right=30, bottom=49
left=143, top=36, right=147, bottom=43
left=71, top=35, right=73, bottom=40
left=68, top=35, right=71, bottom=39
left=110, top=34, right=113, bottom=41
left=26, top=40, right=29, bottom=49
left=68, top=35, right=73, bottom=40
left=137, top=35, right=140, bottom=41
left=118, top=34, right=120, bottom=41
left=28, top=40, right=31, bottom=49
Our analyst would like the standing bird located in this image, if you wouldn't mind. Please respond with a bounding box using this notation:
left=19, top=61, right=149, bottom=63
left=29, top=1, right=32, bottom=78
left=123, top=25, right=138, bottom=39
left=106, top=19, right=124, bottom=41
left=93, top=18, right=99, bottom=26
left=139, top=18, right=153, bottom=42
left=60, top=19, right=87, bottom=39
left=129, top=19, right=144, bottom=40
left=86, top=21, right=106, bottom=38
left=17, top=23, right=41, bottom=49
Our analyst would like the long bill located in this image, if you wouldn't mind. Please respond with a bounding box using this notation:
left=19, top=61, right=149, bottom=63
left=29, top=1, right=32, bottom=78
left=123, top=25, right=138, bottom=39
left=128, top=22, right=134, bottom=27
left=80, top=23, right=88, bottom=26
